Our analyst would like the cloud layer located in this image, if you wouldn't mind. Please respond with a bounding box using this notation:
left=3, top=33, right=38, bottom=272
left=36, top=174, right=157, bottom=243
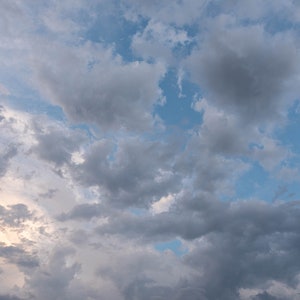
left=0, top=1, right=300, bottom=300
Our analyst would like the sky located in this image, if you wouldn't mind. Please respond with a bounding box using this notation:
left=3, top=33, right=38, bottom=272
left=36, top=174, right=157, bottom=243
left=0, top=1, right=300, bottom=299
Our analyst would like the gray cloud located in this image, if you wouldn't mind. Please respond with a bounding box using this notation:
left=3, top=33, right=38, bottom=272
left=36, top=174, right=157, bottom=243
left=94, top=197, right=300, bottom=299
left=57, top=203, right=103, bottom=221
left=25, top=247, right=79, bottom=300
left=251, top=291, right=281, bottom=300
left=69, top=130, right=247, bottom=210
left=31, top=42, right=165, bottom=132
left=31, top=123, right=85, bottom=166
left=0, top=144, right=18, bottom=177
left=73, top=137, right=181, bottom=207
left=121, top=278, right=208, bottom=300
left=210, top=0, right=300, bottom=26
left=1, top=1, right=300, bottom=300
left=0, top=244, right=39, bottom=270
left=187, top=23, right=299, bottom=124
left=0, top=204, right=32, bottom=227
left=0, top=296, right=25, bottom=300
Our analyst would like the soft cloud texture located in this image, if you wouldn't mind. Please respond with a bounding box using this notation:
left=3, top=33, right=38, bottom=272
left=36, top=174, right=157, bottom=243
left=1, top=1, right=300, bottom=300
left=187, top=22, right=299, bottom=124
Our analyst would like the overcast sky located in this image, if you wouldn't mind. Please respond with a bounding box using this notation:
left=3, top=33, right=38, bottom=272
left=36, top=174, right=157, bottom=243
left=1, top=1, right=300, bottom=299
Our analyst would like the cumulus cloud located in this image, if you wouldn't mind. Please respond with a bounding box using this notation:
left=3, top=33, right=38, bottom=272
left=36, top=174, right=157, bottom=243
left=91, top=196, right=300, bottom=299
left=31, top=121, right=86, bottom=166
left=187, top=22, right=299, bottom=124
left=0, top=144, right=18, bottom=177
left=31, top=42, right=166, bottom=131
left=57, top=203, right=103, bottom=221
left=1, top=1, right=300, bottom=300
left=72, top=137, right=181, bottom=207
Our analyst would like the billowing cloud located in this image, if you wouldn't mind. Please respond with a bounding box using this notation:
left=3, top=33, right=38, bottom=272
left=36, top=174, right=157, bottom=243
left=187, top=22, right=299, bottom=124
left=31, top=42, right=166, bottom=131
left=0, top=1, right=300, bottom=300
left=72, top=137, right=181, bottom=207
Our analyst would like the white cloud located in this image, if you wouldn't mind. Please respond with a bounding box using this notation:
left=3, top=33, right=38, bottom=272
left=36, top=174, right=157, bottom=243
left=151, top=194, right=175, bottom=214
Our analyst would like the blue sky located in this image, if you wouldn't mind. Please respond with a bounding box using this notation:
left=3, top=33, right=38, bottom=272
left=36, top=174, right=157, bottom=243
left=0, top=1, right=300, bottom=299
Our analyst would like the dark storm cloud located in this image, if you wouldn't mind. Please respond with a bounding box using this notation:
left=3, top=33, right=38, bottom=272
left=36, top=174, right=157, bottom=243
left=188, top=24, right=299, bottom=124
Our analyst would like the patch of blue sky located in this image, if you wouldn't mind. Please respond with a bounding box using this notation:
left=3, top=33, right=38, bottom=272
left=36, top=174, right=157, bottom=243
left=170, top=25, right=198, bottom=61
left=155, top=68, right=203, bottom=130
left=205, top=1, right=223, bottom=18
left=84, top=6, right=147, bottom=62
left=264, top=12, right=300, bottom=35
left=11, top=94, right=65, bottom=121
left=172, top=40, right=197, bottom=62
left=182, top=23, right=200, bottom=39
left=235, top=155, right=300, bottom=203
left=0, top=73, right=66, bottom=122
left=235, top=162, right=276, bottom=202
left=272, top=181, right=300, bottom=202
left=154, top=238, right=188, bottom=256
left=69, top=123, right=97, bottom=141
left=128, top=207, right=148, bottom=216
left=275, top=101, right=300, bottom=154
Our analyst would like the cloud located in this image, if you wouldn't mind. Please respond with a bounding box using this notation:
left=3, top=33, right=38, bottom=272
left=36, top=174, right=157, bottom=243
left=124, top=0, right=208, bottom=26
left=72, top=137, right=181, bottom=207
left=132, top=20, right=192, bottom=63
left=94, top=197, right=300, bottom=298
left=57, top=203, right=103, bottom=221
left=31, top=121, right=86, bottom=166
left=0, top=204, right=32, bottom=227
left=0, top=244, right=39, bottom=270
left=0, top=1, right=300, bottom=300
left=151, top=194, right=175, bottom=214
left=251, top=291, right=280, bottom=300
left=0, top=144, right=18, bottom=177
left=187, top=22, right=299, bottom=125
left=0, top=295, right=25, bottom=300
left=24, top=247, right=82, bottom=300
left=31, top=42, right=166, bottom=131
